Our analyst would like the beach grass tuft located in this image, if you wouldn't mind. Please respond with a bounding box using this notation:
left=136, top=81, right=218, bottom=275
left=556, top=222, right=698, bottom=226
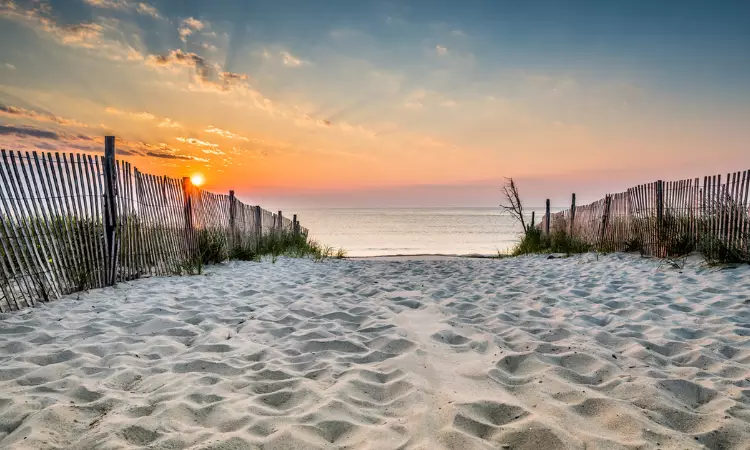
left=512, top=227, right=592, bottom=257
left=228, top=230, right=346, bottom=264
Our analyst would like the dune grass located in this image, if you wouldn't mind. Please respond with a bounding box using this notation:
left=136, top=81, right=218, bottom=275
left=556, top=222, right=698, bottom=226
left=512, top=227, right=592, bottom=257
left=172, top=228, right=347, bottom=275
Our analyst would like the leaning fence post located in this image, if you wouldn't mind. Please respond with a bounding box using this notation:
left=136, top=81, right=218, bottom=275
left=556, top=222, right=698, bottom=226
left=103, top=136, right=118, bottom=286
left=228, top=190, right=236, bottom=251
left=569, top=193, right=576, bottom=237
left=545, top=199, right=550, bottom=237
left=181, top=177, right=195, bottom=260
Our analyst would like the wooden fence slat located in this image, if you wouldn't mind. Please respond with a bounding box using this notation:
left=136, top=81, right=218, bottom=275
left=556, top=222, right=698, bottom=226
left=60, top=152, right=90, bottom=291
left=133, top=169, right=147, bottom=275
left=84, top=154, right=104, bottom=289
left=736, top=171, right=744, bottom=252
left=742, top=171, right=750, bottom=254
left=42, top=152, right=80, bottom=291
left=126, top=162, right=138, bottom=279
left=7, top=150, right=58, bottom=299
left=164, top=176, right=184, bottom=273
left=145, top=172, right=165, bottom=276
left=17, top=151, right=67, bottom=297
left=142, top=173, right=162, bottom=275
left=0, top=150, right=30, bottom=309
left=2, top=150, right=52, bottom=303
left=164, top=176, right=185, bottom=270
left=73, top=153, right=97, bottom=289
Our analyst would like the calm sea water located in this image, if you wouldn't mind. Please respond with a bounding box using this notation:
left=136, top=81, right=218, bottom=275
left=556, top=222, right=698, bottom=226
left=294, top=207, right=555, bottom=257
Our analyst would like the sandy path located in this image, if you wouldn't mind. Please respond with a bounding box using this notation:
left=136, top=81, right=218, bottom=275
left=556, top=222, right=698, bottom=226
left=1, top=254, right=749, bottom=449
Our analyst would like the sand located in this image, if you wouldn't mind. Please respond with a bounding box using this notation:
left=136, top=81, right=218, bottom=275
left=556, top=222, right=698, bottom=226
left=1, top=254, right=749, bottom=449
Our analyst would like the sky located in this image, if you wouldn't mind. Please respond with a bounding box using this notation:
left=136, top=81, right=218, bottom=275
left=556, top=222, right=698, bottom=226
left=1, top=0, right=749, bottom=208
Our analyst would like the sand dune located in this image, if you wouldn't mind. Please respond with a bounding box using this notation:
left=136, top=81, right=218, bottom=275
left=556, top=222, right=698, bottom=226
left=1, top=254, right=749, bottom=449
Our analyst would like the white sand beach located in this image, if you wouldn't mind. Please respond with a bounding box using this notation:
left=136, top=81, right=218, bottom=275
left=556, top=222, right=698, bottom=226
left=1, top=254, right=749, bottom=449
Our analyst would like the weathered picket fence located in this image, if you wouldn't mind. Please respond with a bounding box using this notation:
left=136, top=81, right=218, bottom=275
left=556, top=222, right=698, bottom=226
left=538, top=171, right=750, bottom=258
left=0, top=136, right=307, bottom=312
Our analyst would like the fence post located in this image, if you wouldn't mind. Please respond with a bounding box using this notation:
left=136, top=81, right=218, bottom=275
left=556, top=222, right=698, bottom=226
left=254, top=206, right=262, bottom=244
left=181, top=177, right=194, bottom=259
left=656, top=180, right=664, bottom=229
left=293, top=214, right=299, bottom=235
left=103, top=136, right=118, bottom=286
left=228, top=190, right=236, bottom=251
left=278, top=210, right=283, bottom=233
left=600, top=194, right=612, bottom=250
left=569, top=193, right=576, bottom=237
left=545, top=199, right=550, bottom=237
left=530, top=211, right=535, bottom=230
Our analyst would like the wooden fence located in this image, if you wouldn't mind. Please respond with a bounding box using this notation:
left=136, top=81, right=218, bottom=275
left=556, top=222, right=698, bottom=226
left=538, top=171, right=750, bottom=258
left=0, top=137, right=307, bottom=312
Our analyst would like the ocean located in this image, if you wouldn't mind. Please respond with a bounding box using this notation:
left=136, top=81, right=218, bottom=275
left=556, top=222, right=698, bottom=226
left=294, top=207, right=557, bottom=257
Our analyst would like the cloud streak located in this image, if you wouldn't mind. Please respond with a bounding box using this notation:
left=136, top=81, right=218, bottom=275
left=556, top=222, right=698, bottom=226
left=0, top=124, right=60, bottom=140
left=176, top=136, right=225, bottom=155
left=105, top=107, right=181, bottom=128
left=0, top=1, right=144, bottom=60
left=83, top=0, right=161, bottom=18
left=1, top=104, right=90, bottom=128
left=205, top=125, right=248, bottom=141
left=147, top=49, right=248, bottom=92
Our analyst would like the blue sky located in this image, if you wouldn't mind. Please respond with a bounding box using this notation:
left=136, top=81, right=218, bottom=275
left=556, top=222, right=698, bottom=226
left=1, top=0, right=748, bottom=207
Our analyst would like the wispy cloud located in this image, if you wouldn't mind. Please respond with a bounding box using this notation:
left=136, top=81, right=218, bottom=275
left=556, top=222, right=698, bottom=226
left=435, top=45, right=448, bottom=56
left=157, top=118, right=182, bottom=128
left=232, top=146, right=267, bottom=159
left=0, top=124, right=105, bottom=153
left=105, top=106, right=155, bottom=120
left=0, top=2, right=144, bottom=60
left=83, top=0, right=129, bottom=10
left=105, top=107, right=181, bottom=128
left=0, top=124, right=61, bottom=140
left=135, top=2, right=160, bottom=18
left=147, top=49, right=248, bottom=92
left=3, top=62, right=16, bottom=70
left=1, top=103, right=90, bottom=128
left=261, top=49, right=309, bottom=67
left=83, top=0, right=161, bottom=19
left=205, top=125, right=248, bottom=141
left=117, top=140, right=208, bottom=161
left=179, top=17, right=205, bottom=41
left=280, top=51, right=307, bottom=67
left=176, top=136, right=225, bottom=155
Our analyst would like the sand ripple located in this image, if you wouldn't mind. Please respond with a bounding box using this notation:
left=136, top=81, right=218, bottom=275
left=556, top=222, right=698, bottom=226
left=1, top=254, right=749, bottom=449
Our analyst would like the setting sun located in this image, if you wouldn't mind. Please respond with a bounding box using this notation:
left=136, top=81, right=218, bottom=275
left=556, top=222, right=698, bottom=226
left=190, top=173, right=205, bottom=187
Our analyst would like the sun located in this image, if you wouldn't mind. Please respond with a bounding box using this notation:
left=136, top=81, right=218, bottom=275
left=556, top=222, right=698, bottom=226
left=190, top=173, right=205, bottom=187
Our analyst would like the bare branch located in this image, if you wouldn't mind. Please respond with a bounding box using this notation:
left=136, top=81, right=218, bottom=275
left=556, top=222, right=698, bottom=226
left=499, top=177, right=527, bottom=232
